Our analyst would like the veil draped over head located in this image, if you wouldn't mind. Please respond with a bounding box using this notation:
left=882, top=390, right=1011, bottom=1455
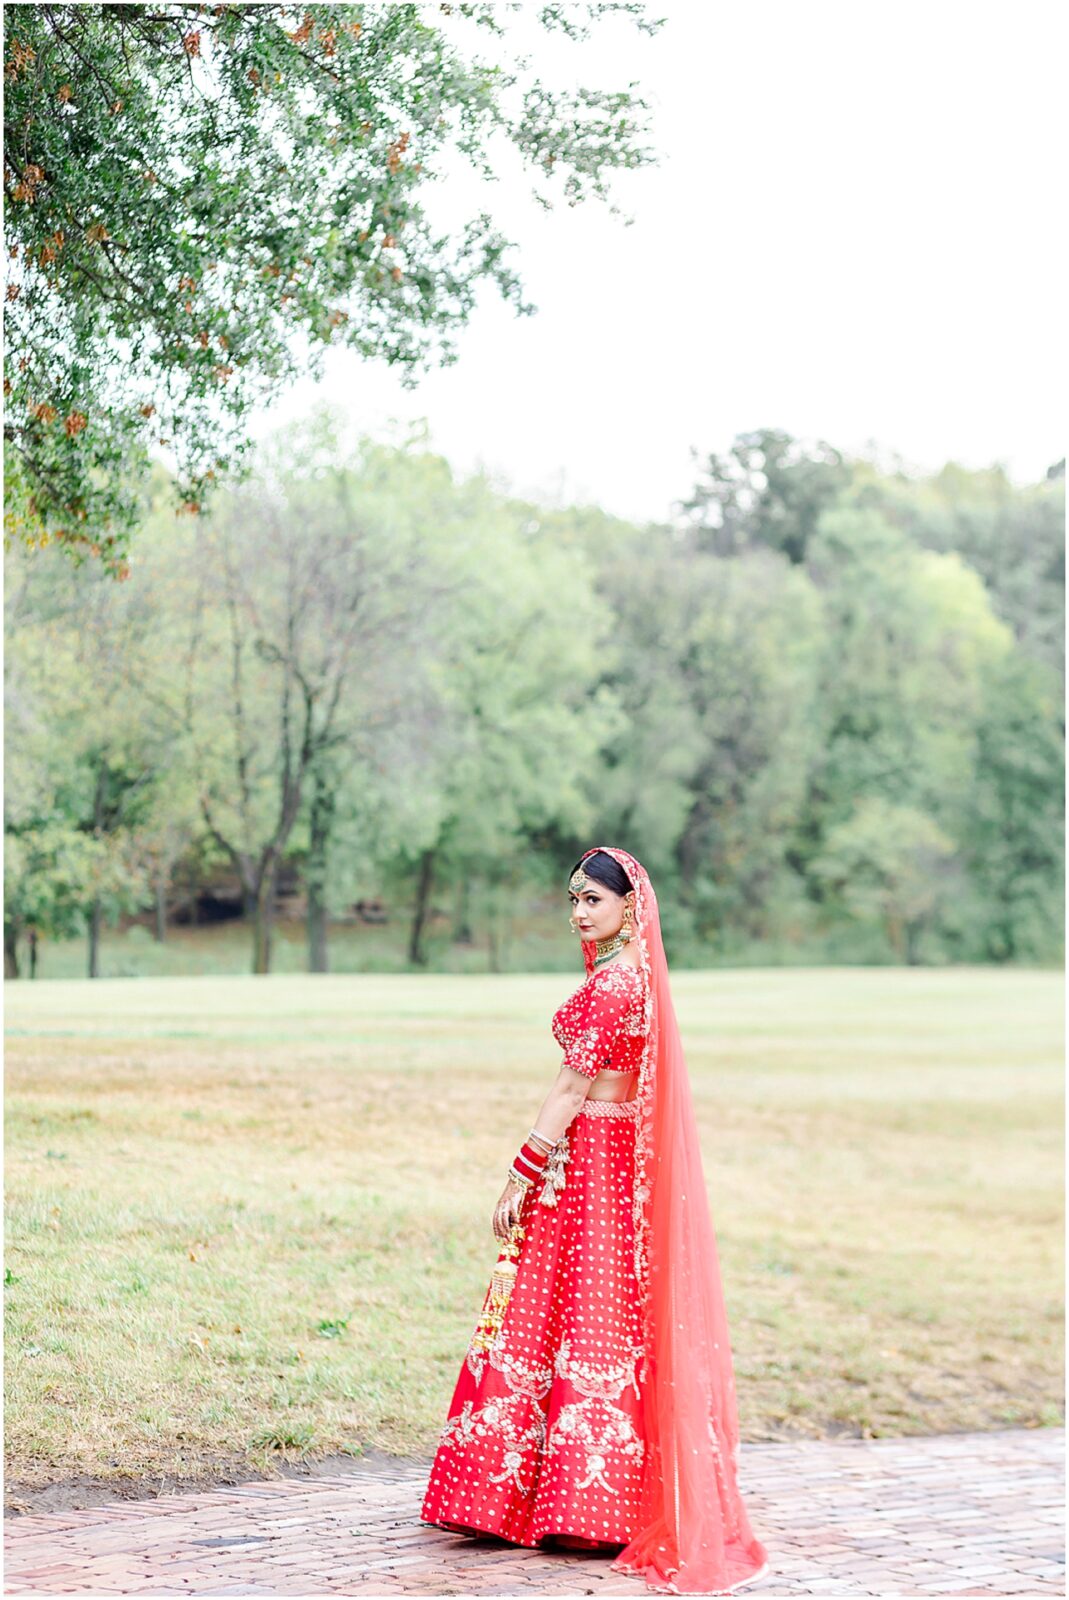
left=576, top=846, right=769, bottom=1596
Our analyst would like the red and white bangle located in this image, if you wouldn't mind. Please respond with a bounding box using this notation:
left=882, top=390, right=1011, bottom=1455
left=510, top=1144, right=543, bottom=1183
left=508, top=1128, right=556, bottom=1189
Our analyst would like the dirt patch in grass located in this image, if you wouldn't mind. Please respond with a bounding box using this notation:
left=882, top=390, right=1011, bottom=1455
left=4, top=1444, right=436, bottom=1519
left=7, top=1417, right=1057, bottom=1520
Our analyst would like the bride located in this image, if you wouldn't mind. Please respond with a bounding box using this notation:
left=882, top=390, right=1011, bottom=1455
left=420, top=846, right=770, bottom=1595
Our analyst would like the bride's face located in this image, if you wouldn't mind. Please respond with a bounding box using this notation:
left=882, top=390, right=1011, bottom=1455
left=568, top=877, right=635, bottom=942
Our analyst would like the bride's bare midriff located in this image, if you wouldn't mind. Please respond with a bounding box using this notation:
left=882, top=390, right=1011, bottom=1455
left=586, top=1069, right=638, bottom=1103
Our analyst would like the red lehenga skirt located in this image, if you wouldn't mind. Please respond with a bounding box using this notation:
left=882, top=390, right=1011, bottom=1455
left=420, top=1098, right=646, bottom=1549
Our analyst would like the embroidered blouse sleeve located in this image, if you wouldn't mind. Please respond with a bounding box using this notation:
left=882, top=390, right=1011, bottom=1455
left=558, top=966, right=640, bottom=1079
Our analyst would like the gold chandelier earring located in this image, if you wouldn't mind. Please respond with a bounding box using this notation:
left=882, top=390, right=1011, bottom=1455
left=620, top=903, right=634, bottom=942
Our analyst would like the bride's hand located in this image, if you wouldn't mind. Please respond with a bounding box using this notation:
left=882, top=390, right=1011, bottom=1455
left=493, top=1176, right=529, bottom=1241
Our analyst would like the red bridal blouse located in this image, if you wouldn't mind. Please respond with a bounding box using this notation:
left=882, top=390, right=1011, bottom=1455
left=551, top=960, right=646, bottom=1078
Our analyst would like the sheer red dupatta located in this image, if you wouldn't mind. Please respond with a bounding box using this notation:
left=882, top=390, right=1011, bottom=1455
left=577, top=847, right=770, bottom=1596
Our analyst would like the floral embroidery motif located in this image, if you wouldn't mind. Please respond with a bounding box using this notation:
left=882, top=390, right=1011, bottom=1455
left=438, top=1394, right=546, bottom=1496
left=464, top=1319, right=556, bottom=1395
left=554, top=1335, right=644, bottom=1401
left=488, top=1447, right=531, bottom=1492
left=463, top=1343, right=488, bottom=1384
left=488, top=1335, right=556, bottom=1400
left=545, top=1397, right=645, bottom=1494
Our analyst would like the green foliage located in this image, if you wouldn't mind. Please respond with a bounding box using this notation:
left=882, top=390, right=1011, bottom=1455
left=956, top=651, right=1065, bottom=961
left=3, top=1, right=659, bottom=570
left=803, top=505, right=1013, bottom=825
left=583, top=522, right=825, bottom=942
left=4, top=529, right=194, bottom=969
left=4, top=818, right=109, bottom=944
left=564, top=452, right=1062, bottom=965
left=681, top=427, right=851, bottom=564
left=809, top=800, right=958, bottom=964
left=4, top=423, right=1064, bottom=973
left=858, top=459, right=1065, bottom=678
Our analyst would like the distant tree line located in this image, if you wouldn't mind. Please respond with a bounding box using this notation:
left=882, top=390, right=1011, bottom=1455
left=4, top=419, right=1064, bottom=976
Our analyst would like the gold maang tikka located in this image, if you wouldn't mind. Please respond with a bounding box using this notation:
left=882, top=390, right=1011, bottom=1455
left=568, top=866, right=636, bottom=961
left=568, top=865, right=588, bottom=933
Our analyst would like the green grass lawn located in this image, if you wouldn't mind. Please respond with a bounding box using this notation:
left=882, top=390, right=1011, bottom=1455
left=4, top=965, right=1063, bottom=1498
left=16, top=914, right=587, bottom=980
left=20, top=899, right=978, bottom=981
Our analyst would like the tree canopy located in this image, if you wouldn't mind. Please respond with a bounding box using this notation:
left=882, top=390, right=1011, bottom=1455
left=5, top=420, right=1063, bottom=977
left=3, top=1, right=660, bottom=574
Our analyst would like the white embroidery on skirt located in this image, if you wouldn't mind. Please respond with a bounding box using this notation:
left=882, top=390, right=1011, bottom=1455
left=488, top=1336, right=555, bottom=1400
left=464, top=1344, right=488, bottom=1383
left=554, top=1335, right=644, bottom=1400
left=487, top=1447, right=529, bottom=1492
left=545, top=1397, right=645, bottom=1495
left=439, top=1394, right=546, bottom=1496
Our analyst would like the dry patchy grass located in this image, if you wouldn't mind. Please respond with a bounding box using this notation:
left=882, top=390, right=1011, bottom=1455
left=4, top=966, right=1062, bottom=1498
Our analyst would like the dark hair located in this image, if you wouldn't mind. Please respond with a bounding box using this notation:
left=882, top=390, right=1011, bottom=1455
left=569, top=850, right=633, bottom=897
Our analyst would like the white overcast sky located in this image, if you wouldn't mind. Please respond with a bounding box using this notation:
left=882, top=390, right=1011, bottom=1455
left=250, top=0, right=1066, bottom=524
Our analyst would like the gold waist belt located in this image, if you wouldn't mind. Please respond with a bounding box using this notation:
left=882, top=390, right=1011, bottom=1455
left=579, top=1097, right=639, bottom=1118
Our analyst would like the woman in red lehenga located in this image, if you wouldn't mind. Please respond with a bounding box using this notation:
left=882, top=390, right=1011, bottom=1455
left=420, top=846, right=770, bottom=1595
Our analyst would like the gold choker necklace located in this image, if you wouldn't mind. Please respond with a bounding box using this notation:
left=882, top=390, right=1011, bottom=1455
left=593, top=932, right=626, bottom=966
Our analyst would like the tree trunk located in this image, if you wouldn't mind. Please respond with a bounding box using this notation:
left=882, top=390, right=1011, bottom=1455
left=408, top=848, right=435, bottom=967
left=88, top=759, right=107, bottom=979
left=155, top=867, right=168, bottom=943
left=88, top=899, right=102, bottom=978
left=4, top=921, right=19, bottom=979
left=885, top=911, right=906, bottom=963
left=307, top=882, right=328, bottom=974
left=454, top=876, right=473, bottom=945
left=187, top=861, right=199, bottom=928
left=992, top=886, right=1017, bottom=962
left=252, top=864, right=277, bottom=975
left=306, top=772, right=335, bottom=974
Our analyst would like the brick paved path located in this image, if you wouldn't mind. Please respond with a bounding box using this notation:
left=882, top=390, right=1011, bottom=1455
left=4, top=1428, right=1063, bottom=1597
